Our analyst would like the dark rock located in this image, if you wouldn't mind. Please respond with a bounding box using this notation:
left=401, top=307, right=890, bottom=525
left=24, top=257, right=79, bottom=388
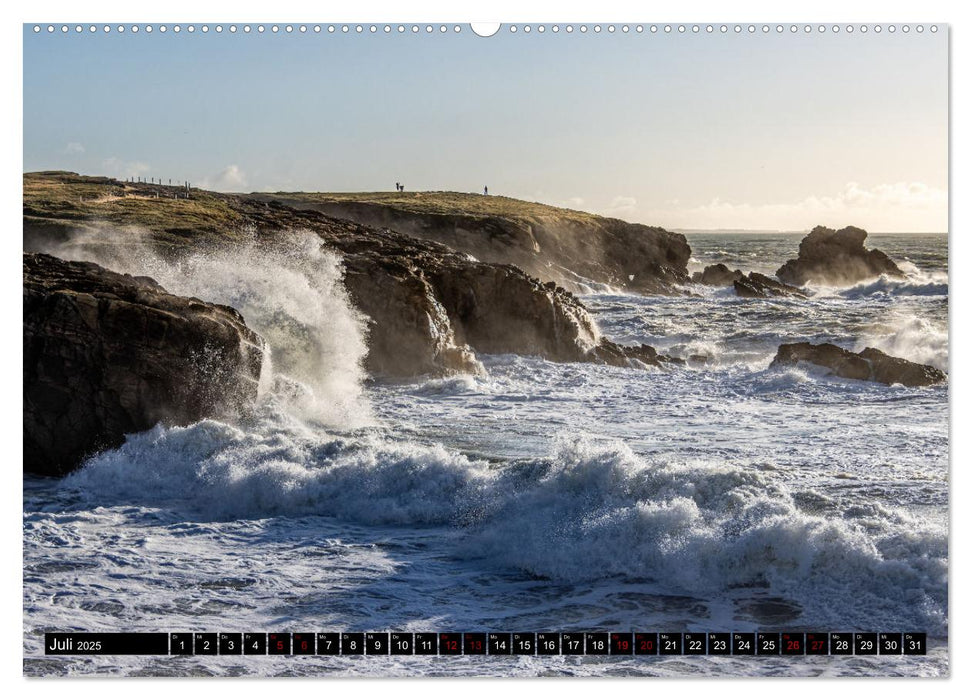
left=859, top=347, right=947, bottom=387
left=776, top=225, right=904, bottom=286
left=253, top=194, right=692, bottom=295
left=770, top=342, right=945, bottom=387
left=24, top=252, right=265, bottom=475
left=342, top=260, right=482, bottom=377
left=589, top=340, right=685, bottom=368
left=427, top=262, right=609, bottom=363
left=692, top=263, right=744, bottom=286
left=733, top=272, right=808, bottom=298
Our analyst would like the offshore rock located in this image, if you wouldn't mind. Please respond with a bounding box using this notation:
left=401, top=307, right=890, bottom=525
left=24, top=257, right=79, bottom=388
left=776, top=225, right=904, bottom=286
left=770, top=342, right=945, bottom=387
left=692, top=263, right=744, bottom=286
left=734, top=272, right=808, bottom=299
left=23, top=252, right=265, bottom=475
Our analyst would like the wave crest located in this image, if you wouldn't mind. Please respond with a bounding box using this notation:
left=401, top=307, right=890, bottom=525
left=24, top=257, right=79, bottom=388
left=64, top=424, right=947, bottom=633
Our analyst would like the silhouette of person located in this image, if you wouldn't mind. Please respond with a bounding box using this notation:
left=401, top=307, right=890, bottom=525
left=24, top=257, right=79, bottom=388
left=396, top=182, right=400, bottom=192
left=484, top=186, right=488, bottom=195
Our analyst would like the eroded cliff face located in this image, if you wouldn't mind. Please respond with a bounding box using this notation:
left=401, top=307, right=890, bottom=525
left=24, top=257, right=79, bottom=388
left=24, top=252, right=265, bottom=475
left=341, top=256, right=482, bottom=377
left=254, top=194, right=692, bottom=295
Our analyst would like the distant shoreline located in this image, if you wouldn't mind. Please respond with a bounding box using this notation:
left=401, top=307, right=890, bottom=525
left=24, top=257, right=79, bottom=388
left=675, top=229, right=947, bottom=236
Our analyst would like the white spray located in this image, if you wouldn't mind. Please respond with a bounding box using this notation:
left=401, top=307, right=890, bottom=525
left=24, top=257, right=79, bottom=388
left=40, top=227, right=373, bottom=428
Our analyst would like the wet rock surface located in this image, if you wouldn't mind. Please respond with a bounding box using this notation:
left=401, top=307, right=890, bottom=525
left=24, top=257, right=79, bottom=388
left=24, top=252, right=265, bottom=475
left=733, top=272, right=808, bottom=299
left=692, top=263, right=744, bottom=286
left=776, top=225, right=904, bottom=286
left=771, top=342, right=945, bottom=387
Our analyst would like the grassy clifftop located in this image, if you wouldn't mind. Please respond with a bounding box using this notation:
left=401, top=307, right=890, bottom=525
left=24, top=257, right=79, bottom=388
left=267, top=190, right=607, bottom=225
left=24, top=171, right=245, bottom=241
left=25, top=172, right=691, bottom=294
left=23, top=171, right=658, bottom=377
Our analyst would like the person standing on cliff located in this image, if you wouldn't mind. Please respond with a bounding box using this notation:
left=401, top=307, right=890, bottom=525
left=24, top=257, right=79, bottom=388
left=395, top=182, right=400, bottom=192
left=484, top=186, right=488, bottom=195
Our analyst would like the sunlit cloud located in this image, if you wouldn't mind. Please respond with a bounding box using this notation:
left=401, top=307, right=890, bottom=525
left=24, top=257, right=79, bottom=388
left=102, top=157, right=150, bottom=179
left=201, top=165, right=248, bottom=192
left=602, top=195, right=638, bottom=219
left=641, top=182, right=947, bottom=233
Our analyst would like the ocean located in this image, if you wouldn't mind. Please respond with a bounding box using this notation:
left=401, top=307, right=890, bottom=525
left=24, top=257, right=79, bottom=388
left=23, top=232, right=949, bottom=677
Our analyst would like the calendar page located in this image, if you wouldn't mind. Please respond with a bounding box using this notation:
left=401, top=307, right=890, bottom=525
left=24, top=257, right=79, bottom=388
left=21, top=13, right=949, bottom=679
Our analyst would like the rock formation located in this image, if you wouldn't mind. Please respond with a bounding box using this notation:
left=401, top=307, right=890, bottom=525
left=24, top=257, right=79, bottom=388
left=770, top=342, right=945, bottom=387
left=692, top=263, right=744, bottom=286
left=23, top=172, right=673, bottom=380
left=250, top=192, right=692, bottom=295
left=733, top=272, right=808, bottom=299
left=776, top=225, right=904, bottom=286
left=24, top=252, right=265, bottom=475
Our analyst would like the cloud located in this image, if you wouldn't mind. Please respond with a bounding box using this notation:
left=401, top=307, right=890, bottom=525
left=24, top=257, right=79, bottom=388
left=64, top=142, right=84, bottom=155
left=643, top=182, right=947, bottom=233
left=102, top=157, right=150, bottom=178
left=602, top=195, right=638, bottom=218
left=201, top=165, right=247, bottom=192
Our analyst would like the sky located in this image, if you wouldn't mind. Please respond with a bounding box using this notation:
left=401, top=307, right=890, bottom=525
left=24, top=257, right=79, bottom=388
left=23, top=24, right=948, bottom=232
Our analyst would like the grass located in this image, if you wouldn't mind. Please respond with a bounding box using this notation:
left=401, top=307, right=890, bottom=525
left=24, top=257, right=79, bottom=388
left=266, top=190, right=607, bottom=224
left=24, top=172, right=245, bottom=239
left=24, top=172, right=629, bottom=241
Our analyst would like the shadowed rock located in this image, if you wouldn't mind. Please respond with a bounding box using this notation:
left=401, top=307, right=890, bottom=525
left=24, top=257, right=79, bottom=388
left=249, top=192, right=693, bottom=295
left=776, top=225, right=904, bottom=286
left=692, top=263, right=744, bottom=286
left=733, top=272, right=807, bottom=298
left=590, top=340, right=684, bottom=369
left=24, top=252, right=265, bottom=475
left=770, top=342, right=945, bottom=387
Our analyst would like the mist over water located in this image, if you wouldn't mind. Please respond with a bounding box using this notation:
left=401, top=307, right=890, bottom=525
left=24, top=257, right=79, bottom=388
left=24, top=232, right=948, bottom=677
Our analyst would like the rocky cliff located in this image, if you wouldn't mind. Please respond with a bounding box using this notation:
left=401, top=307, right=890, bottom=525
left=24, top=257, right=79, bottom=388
left=24, top=173, right=668, bottom=380
left=250, top=192, right=692, bottom=295
left=24, top=252, right=265, bottom=475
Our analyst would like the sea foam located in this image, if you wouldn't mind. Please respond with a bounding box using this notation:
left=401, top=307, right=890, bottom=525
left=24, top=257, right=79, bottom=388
left=63, top=419, right=948, bottom=635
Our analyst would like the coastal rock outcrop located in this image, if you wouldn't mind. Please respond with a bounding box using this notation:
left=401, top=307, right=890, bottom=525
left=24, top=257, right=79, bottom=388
left=733, top=272, right=807, bottom=299
left=770, top=342, right=945, bottom=387
left=692, top=263, right=744, bottom=286
left=24, top=252, right=265, bottom=475
left=251, top=192, right=692, bottom=295
left=776, top=225, right=904, bottom=286
left=24, top=173, right=673, bottom=380
left=591, top=340, right=684, bottom=368
left=426, top=264, right=600, bottom=363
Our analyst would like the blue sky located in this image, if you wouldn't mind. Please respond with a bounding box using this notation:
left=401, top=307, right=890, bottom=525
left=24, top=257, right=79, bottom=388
left=23, top=24, right=948, bottom=231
